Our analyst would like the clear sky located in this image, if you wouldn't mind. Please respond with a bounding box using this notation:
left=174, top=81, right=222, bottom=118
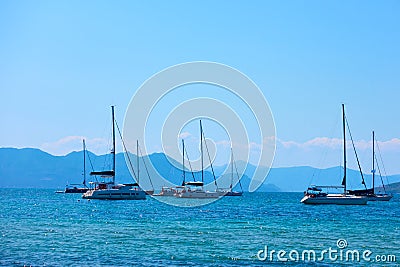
left=1, top=1, right=399, bottom=173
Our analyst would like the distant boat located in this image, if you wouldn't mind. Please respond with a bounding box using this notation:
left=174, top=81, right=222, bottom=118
left=65, top=184, right=88, bottom=194
left=82, top=106, right=146, bottom=200
left=348, top=131, right=392, bottom=201
left=153, top=186, right=177, bottom=196
left=223, top=191, right=243, bottom=197
left=64, top=139, right=89, bottom=194
left=176, top=181, right=219, bottom=198
left=175, top=120, right=220, bottom=199
left=154, top=139, right=189, bottom=197
left=217, top=147, right=243, bottom=197
left=301, top=104, right=368, bottom=205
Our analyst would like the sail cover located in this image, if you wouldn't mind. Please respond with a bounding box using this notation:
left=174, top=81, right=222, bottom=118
left=348, top=188, right=374, bottom=196
left=185, top=181, right=204, bottom=186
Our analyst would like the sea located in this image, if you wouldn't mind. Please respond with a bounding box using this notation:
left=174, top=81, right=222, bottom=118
left=0, top=189, right=398, bottom=266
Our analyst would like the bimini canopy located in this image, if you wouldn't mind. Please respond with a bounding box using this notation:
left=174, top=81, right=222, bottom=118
left=90, top=170, right=115, bottom=177
left=185, top=181, right=204, bottom=186
left=348, top=188, right=374, bottom=196
left=123, top=183, right=139, bottom=186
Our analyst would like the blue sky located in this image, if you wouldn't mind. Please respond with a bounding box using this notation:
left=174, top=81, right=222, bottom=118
left=1, top=1, right=399, bottom=173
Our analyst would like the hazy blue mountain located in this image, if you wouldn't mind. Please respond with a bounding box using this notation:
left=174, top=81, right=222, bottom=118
left=0, top=148, right=234, bottom=190
left=215, top=161, right=400, bottom=192
left=1, top=147, right=399, bottom=192
left=377, top=182, right=400, bottom=193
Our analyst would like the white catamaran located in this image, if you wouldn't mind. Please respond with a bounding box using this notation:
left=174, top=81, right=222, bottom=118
left=301, top=104, right=368, bottom=205
left=175, top=120, right=220, bottom=199
left=82, top=106, right=146, bottom=200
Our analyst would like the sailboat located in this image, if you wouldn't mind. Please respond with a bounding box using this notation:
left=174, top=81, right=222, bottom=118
left=175, top=120, right=220, bottom=199
left=301, top=104, right=368, bottom=205
left=153, top=186, right=177, bottom=196
left=348, top=131, right=393, bottom=201
left=217, top=147, right=243, bottom=196
left=154, top=139, right=189, bottom=197
left=82, top=106, right=146, bottom=200
left=64, top=139, right=89, bottom=193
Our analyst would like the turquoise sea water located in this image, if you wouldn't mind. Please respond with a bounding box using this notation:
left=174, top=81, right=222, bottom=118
left=0, top=189, right=399, bottom=266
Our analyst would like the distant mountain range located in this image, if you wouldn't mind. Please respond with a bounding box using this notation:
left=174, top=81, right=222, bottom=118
left=1, top=147, right=399, bottom=192
left=377, top=182, right=400, bottom=193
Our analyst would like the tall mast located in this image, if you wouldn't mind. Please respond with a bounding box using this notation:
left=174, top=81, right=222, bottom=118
left=111, top=105, right=116, bottom=185
left=83, top=139, right=86, bottom=187
left=200, top=120, right=204, bottom=183
left=182, top=139, right=185, bottom=186
left=342, top=104, right=347, bottom=193
left=137, top=140, right=139, bottom=184
left=372, top=131, right=375, bottom=194
left=230, top=147, right=233, bottom=189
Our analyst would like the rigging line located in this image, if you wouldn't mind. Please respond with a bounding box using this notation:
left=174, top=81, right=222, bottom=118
left=231, top=151, right=244, bottom=192
left=85, top=150, right=95, bottom=172
left=184, top=147, right=195, bottom=181
left=102, top=128, right=113, bottom=172
left=86, top=149, right=98, bottom=183
left=374, top=153, right=387, bottom=193
left=375, top=139, right=390, bottom=187
left=138, top=144, right=154, bottom=190
left=202, top=130, right=218, bottom=188
left=184, top=146, right=196, bottom=182
left=230, top=149, right=234, bottom=188
left=344, top=115, right=367, bottom=189
left=114, top=120, right=138, bottom=181
left=181, top=149, right=186, bottom=186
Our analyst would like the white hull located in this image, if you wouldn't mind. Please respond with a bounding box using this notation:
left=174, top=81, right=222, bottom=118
left=154, top=192, right=176, bottom=197
left=82, top=187, right=146, bottom=200
left=154, top=190, right=176, bottom=197
left=301, top=194, right=368, bottom=205
left=177, top=190, right=219, bottom=199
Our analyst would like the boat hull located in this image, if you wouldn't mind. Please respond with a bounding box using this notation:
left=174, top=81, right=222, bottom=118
left=65, top=188, right=88, bottom=193
left=301, top=194, right=368, bottom=205
left=82, top=188, right=146, bottom=200
left=366, top=195, right=393, bottom=201
left=218, top=191, right=243, bottom=196
left=225, top=191, right=243, bottom=196
left=154, top=192, right=176, bottom=197
left=177, top=191, right=220, bottom=199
